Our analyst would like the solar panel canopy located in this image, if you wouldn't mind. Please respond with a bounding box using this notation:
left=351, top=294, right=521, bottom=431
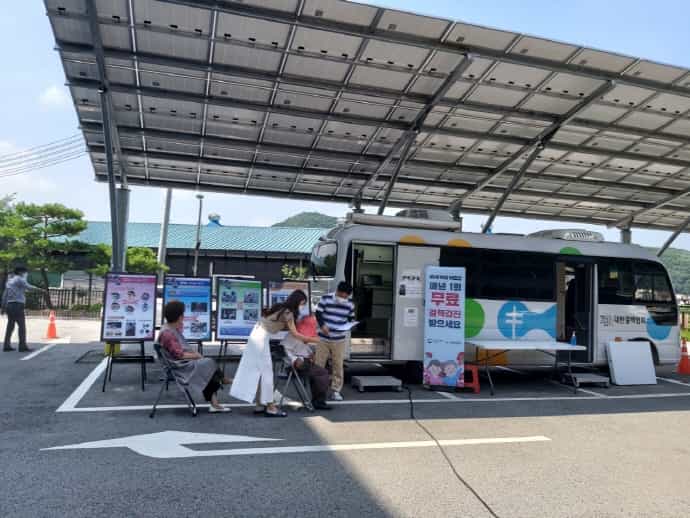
left=45, top=0, right=690, bottom=232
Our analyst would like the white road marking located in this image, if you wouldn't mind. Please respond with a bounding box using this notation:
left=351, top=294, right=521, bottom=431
left=42, top=430, right=550, bottom=459
left=19, top=336, right=71, bottom=360
left=547, top=380, right=608, bottom=398
left=657, top=376, right=690, bottom=388
left=56, top=358, right=108, bottom=412
left=435, top=391, right=459, bottom=400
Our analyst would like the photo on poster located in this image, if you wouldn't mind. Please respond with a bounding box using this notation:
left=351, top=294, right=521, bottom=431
left=216, top=277, right=263, bottom=340
left=268, top=280, right=310, bottom=310
left=101, top=273, right=157, bottom=342
left=162, top=276, right=213, bottom=341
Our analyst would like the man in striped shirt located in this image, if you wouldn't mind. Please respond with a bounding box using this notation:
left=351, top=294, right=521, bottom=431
left=314, top=282, right=355, bottom=401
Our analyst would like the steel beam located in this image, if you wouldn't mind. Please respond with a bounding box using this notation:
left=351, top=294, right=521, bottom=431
left=451, top=80, right=615, bottom=215
left=99, top=87, right=121, bottom=272
left=657, top=215, right=690, bottom=256
left=481, top=142, right=544, bottom=233
left=377, top=132, right=417, bottom=215
left=157, top=188, right=173, bottom=282
left=610, top=186, right=690, bottom=229
left=352, top=54, right=473, bottom=206
left=620, top=227, right=632, bottom=244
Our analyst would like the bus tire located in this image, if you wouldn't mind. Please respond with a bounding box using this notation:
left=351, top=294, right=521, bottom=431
left=402, top=361, right=423, bottom=385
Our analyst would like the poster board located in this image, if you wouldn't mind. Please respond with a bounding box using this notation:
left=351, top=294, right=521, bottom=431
left=423, top=266, right=466, bottom=388
left=268, top=280, right=311, bottom=309
left=215, top=277, right=262, bottom=340
left=101, top=273, right=157, bottom=342
left=162, top=276, right=212, bottom=341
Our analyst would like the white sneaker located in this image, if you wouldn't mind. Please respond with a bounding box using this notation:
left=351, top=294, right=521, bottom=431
left=209, top=405, right=232, bottom=413
left=330, top=391, right=343, bottom=401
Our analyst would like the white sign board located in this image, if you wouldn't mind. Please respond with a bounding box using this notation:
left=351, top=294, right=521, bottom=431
left=606, top=341, right=657, bottom=385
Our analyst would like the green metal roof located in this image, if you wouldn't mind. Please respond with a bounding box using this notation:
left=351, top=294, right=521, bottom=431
left=79, top=222, right=325, bottom=255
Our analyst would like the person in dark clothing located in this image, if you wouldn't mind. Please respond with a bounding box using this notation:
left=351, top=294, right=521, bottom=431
left=2, top=267, right=44, bottom=352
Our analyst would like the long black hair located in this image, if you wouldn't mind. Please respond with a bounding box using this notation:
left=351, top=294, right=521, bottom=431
left=264, top=289, right=307, bottom=320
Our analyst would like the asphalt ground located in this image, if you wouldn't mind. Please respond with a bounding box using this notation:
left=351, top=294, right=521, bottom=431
left=2, top=325, right=690, bottom=518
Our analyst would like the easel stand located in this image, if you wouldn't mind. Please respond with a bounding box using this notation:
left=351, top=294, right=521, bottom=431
left=217, top=340, right=246, bottom=375
left=101, top=340, right=154, bottom=392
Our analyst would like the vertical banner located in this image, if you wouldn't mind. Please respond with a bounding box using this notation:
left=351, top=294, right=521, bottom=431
left=101, top=273, right=157, bottom=342
left=162, top=276, right=212, bottom=341
left=268, top=280, right=311, bottom=309
left=215, top=277, right=262, bottom=340
left=423, top=266, right=466, bottom=388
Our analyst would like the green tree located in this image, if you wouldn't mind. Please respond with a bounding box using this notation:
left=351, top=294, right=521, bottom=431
left=88, top=245, right=168, bottom=276
left=281, top=263, right=308, bottom=280
left=8, top=203, right=89, bottom=308
left=273, top=212, right=338, bottom=228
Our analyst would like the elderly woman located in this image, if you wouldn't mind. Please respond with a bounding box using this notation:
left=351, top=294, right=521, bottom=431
left=158, top=300, right=230, bottom=413
left=230, top=289, right=320, bottom=417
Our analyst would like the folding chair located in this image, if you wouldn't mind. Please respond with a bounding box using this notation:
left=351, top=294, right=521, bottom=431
left=272, top=345, right=314, bottom=412
left=150, top=343, right=198, bottom=418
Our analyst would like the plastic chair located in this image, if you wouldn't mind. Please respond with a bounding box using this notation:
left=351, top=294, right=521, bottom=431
left=150, top=343, right=198, bottom=418
left=464, top=364, right=481, bottom=394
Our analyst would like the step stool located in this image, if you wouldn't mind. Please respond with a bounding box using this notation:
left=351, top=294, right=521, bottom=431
left=464, top=364, right=481, bottom=394
left=351, top=375, right=402, bottom=393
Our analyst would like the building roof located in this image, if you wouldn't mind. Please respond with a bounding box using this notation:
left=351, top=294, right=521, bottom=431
left=79, top=222, right=325, bottom=255
left=47, top=0, right=690, bottom=234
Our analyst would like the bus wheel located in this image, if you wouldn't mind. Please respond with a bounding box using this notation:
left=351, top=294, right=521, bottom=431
left=402, top=361, right=423, bottom=385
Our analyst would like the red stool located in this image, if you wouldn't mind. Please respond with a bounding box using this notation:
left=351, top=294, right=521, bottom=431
left=464, top=364, right=481, bottom=394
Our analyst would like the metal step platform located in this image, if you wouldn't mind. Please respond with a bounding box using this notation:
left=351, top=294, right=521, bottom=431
left=561, top=372, right=610, bottom=388
left=351, top=375, right=402, bottom=393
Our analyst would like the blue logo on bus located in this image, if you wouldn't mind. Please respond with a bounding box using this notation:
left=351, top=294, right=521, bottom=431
left=497, top=302, right=556, bottom=340
left=646, top=317, right=672, bottom=341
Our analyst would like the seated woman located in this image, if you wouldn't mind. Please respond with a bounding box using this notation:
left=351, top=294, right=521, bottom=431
left=281, top=312, right=331, bottom=410
left=158, top=300, right=230, bottom=413
left=230, top=289, right=320, bottom=417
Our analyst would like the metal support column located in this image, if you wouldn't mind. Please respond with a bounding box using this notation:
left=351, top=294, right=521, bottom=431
left=657, top=215, right=690, bottom=256
left=377, top=133, right=417, bottom=215
left=157, top=188, right=173, bottom=282
left=99, top=87, right=121, bottom=272
left=620, top=227, right=632, bottom=244
left=116, top=186, right=130, bottom=271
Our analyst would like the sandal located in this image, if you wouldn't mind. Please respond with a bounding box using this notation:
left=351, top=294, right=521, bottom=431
left=264, top=409, right=288, bottom=418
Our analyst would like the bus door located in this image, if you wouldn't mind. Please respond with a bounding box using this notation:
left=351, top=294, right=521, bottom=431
left=393, top=245, right=440, bottom=361
left=557, top=258, right=595, bottom=363
left=349, top=243, right=395, bottom=359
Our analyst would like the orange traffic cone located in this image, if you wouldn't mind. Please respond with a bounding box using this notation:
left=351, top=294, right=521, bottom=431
left=677, top=338, right=690, bottom=375
left=45, top=310, right=58, bottom=339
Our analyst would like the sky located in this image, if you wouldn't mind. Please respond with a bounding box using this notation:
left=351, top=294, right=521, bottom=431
left=2, top=1, right=690, bottom=249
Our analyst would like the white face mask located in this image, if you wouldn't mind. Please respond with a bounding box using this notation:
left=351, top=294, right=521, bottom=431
left=335, top=296, right=348, bottom=305
left=299, top=304, right=310, bottom=318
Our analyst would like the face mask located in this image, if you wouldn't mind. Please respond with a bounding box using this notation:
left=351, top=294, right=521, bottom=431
left=335, top=296, right=348, bottom=305
left=299, top=305, right=310, bottom=318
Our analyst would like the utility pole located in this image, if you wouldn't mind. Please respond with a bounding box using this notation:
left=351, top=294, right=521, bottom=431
left=192, top=194, right=204, bottom=276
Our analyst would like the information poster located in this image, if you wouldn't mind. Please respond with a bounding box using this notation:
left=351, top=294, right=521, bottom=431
left=216, top=277, right=262, bottom=340
left=163, top=276, right=212, bottom=341
left=268, top=280, right=310, bottom=309
left=101, top=273, right=157, bottom=342
left=423, top=267, right=466, bottom=388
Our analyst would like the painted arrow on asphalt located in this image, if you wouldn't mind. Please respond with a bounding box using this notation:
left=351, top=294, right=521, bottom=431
left=42, top=430, right=550, bottom=459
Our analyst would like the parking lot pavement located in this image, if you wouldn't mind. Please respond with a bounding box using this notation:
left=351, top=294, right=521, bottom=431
left=2, top=340, right=690, bottom=517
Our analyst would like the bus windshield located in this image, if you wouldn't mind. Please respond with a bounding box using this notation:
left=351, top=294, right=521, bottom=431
left=312, top=242, right=338, bottom=278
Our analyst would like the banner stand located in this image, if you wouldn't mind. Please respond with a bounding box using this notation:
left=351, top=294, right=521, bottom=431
left=101, top=340, right=153, bottom=393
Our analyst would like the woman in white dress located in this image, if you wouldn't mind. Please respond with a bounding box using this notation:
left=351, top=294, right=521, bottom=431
left=230, top=290, right=320, bottom=416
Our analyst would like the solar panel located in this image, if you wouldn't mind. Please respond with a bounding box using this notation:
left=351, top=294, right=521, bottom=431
left=45, top=0, right=690, bottom=232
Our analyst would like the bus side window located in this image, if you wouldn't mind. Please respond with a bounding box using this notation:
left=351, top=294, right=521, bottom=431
left=598, top=259, right=633, bottom=305
left=633, top=261, right=673, bottom=304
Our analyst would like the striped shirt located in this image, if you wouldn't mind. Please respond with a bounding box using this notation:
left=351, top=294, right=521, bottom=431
left=315, top=293, right=355, bottom=341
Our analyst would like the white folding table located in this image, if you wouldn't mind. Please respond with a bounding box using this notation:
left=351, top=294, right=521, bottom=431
left=466, top=340, right=587, bottom=395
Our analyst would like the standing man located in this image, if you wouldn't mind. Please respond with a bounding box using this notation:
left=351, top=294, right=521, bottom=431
left=314, top=282, right=354, bottom=401
left=2, top=267, right=43, bottom=352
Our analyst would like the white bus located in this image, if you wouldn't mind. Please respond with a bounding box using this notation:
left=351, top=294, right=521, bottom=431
left=311, top=212, right=680, bottom=373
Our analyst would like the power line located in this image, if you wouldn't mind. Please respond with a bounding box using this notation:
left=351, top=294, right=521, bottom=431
left=0, top=141, right=86, bottom=169
left=0, top=150, right=87, bottom=178
left=0, top=133, right=82, bottom=162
